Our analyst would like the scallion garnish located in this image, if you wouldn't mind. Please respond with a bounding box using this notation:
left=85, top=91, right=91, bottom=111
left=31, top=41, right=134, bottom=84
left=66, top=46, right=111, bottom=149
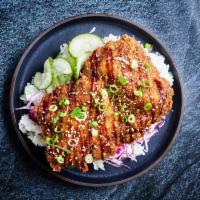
left=101, top=89, right=108, bottom=99
left=144, top=102, right=152, bottom=111
left=85, top=154, right=93, bottom=164
left=131, top=59, right=138, bottom=69
left=81, top=106, right=88, bottom=112
left=134, top=90, right=143, bottom=97
left=54, top=123, right=64, bottom=133
left=51, top=115, right=60, bottom=125
left=91, top=128, right=98, bottom=137
left=45, top=134, right=59, bottom=145
left=114, top=111, right=120, bottom=116
left=59, top=98, right=70, bottom=106
left=89, top=121, right=98, bottom=128
left=109, top=84, right=118, bottom=93
left=98, top=103, right=107, bottom=112
left=144, top=43, right=153, bottom=49
left=118, top=75, right=127, bottom=86
left=94, top=98, right=100, bottom=107
left=90, top=92, right=100, bottom=107
left=59, top=111, right=67, bottom=117
left=121, top=115, right=128, bottom=123
left=55, top=155, right=64, bottom=164
left=45, top=137, right=52, bottom=145
left=128, top=114, right=136, bottom=124
left=49, top=104, right=58, bottom=112
left=70, top=107, right=86, bottom=119
left=45, top=135, right=71, bottom=154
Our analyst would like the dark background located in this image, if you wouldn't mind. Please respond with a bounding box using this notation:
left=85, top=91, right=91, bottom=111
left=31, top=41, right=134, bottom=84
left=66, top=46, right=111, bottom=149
left=0, top=0, right=199, bottom=199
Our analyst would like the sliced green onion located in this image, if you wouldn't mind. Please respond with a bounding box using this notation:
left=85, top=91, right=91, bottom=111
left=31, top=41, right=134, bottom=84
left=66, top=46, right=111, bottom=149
left=45, top=134, right=59, bottom=145
left=75, top=112, right=85, bottom=119
left=98, top=103, right=107, bottom=112
left=51, top=134, right=59, bottom=144
left=81, top=106, right=88, bottom=112
left=54, top=124, right=64, bottom=133
left=121, top=115, right=128, bottom=123
left=53, top=146, right=71, bottom=154
left=144, top=63, right=150, bottom=71
left=134, top=90, right=143, bottom=97
left=89, top=121, right=98, bottom=128
left=144, top=102, right=152, bottom=111
left=44, top=137, right=52, bottom=145
left=106, top=88, right=111, bottom=94
left=94, top=98, right=100, bottom=107
left=109, top=84, right=118, bottom=93
left=59, top=98, right=70, bottom=106
left=59, top=111, right=67, bottom=117
left=91, top=92, right=99, bottom=107
left=54, top=145, right=71, bottom=154
left=85, top=154, right=93, bottom=164
left=45, top=136, right=71, bottom=154
left=49, top=104, right=58, bottom=112
left=51, top=115, right=60, bottom=125
left=91, top=128, right=98, bottom=137
left=140, top=82, right=146, bottom=92
left=118, top=75, right=127, bottom=86
left=70, top=107, right=86, bottom=119
left=131, top=59, right=138, bottom=69
left=101, top=89, right=108, bottom=99
left=144, top=43, right=153, bottom=49
left=55, top=155, right=64, bottom=164
left=114, top=111, right=120, bottom=116
left=70, top=107, right=82, bottom=118
left=128, top=114, right=136, bottom=124
left=78, top=112, right=86, bottom=119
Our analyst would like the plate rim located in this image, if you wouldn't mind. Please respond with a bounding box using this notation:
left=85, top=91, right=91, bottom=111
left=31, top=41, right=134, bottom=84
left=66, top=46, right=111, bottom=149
left=9, top=13, right=184, bottom=187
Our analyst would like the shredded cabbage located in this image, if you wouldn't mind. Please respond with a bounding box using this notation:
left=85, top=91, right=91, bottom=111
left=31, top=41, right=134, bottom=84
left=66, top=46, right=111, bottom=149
left=93, top=120, right=165, bottom=170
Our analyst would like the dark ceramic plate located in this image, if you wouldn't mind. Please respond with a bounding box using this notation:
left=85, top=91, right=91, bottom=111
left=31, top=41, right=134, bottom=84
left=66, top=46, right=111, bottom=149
left=10, top=14, right=183, bottom=187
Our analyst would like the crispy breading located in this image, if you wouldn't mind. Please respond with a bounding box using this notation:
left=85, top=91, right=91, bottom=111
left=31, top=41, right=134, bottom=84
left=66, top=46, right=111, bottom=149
left=33, top=35, right=174, bottom=172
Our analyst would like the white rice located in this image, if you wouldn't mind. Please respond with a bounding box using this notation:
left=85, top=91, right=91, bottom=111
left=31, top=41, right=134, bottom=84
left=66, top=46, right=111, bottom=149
left=18, top=34, right=174, bottom=166
left=104, top=34, right=174, bottom=85
left=19, top=114, right=44, bottom=146
left=103, top=34, right=120, bottom=43
left=148, top=52, right=173, bottom=85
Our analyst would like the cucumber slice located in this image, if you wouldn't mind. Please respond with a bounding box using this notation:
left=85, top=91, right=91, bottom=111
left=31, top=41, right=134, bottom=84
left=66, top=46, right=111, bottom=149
left=53, top=74, right=72, bottom=86
left=69, top=33, right=103, bottom=58
left=53, top=58, right=72, bottom=75
left=44, top=57, right=54, bottom=73
left=73, top=53, right=90, bottom=79
left=59, top=46, right=76, bottom=67
left=53, top=58, right=72, bottom=86
left=33, top=72, right=52, bottom=89
left=24, top=83, right=39, bottom=99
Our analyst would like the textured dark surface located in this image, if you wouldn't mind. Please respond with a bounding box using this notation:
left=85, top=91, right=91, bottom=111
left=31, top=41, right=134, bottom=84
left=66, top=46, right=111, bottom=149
left=0, top=0, right=199, bottom=199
